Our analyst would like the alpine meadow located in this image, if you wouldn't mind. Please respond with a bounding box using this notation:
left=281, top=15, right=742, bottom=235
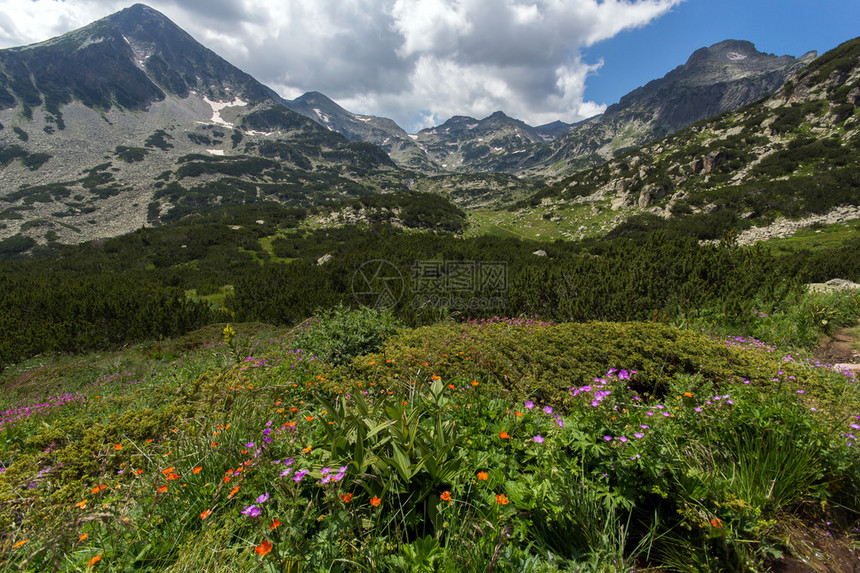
left=1, top=4, right=860, bottom=572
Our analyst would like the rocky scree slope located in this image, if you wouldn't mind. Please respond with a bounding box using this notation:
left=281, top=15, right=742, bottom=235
left=0, top=5, right=402, bottom=248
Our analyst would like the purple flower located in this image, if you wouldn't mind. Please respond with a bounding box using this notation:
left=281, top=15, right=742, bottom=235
left=618, top=436, right=628, bottom=443
left=280, top=469, right=292, bottom=477
left=603, top=436, right=613, bottom=442
left=241, top=505, right=261, bottom=517
left=533, top=435, right=544, bottom=443
left=525, top=401, right=534, bottom=410
left=633, top=432, right=644, bottom=439
left=256, top=493, right=270, bottom=504
left=543, top=406, right=553, bottom=415
left=245, top=442, right=255, bottom=448
left=293, top=469, right=309, bottom=483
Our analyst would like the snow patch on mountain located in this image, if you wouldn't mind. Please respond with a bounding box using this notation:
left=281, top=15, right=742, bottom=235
left=203, top=96, right=248, bottom=126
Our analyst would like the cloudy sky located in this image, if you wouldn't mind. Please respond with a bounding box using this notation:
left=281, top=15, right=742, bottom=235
left=0, top=0, right=857, bottom=132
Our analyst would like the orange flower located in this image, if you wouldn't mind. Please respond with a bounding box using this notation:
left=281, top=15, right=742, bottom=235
left=370, top=496, right=382, bottom=507
left=515, top=411, right=522, bottom=417
left=192, top=467, right=202, bottom=474
left=448, top=384, right=456, bottom=389
left=340, top=493, right=353, bottom=503
left=146, top=439, right=153, bottom=443
left=166, top=473, right=180, bottom=480
left=228, top=485, right=240, bottom=498
left=471, top=380, right=478, bottom=386
left=75, top=500, right=87, bottom=509
left=91, top=484, right=107, bottom=493
left=477, top=471, right=488, bottom=481
left=255, top=539, right=272, bottom=556
left=161, top=467, right=175, bottom=475
left=223, top=476, right=232, bottom=484
left=302, top=446, right=312, bottom=453
left=135, top=469, right=144, bottom=475
left=431, top=375, right=441, bottom=380
left=440, top=491, right=452, bottom=501
left=157, top=485, right=168, bottom=493
left=211, top=442, right=219, bottom=447
left=276, top=408, right=284, bottom=413
left=200, top=509, right=212, bottom=519
left=499, top=432, right=509, bottom=439
left=88, top=555, right=102, bottom=566
left=12, top=540, right=28, bottom=548
left=290, top=407, right=297, bottom=412
left=113, top=444, right=123, bottom=450
left=683, top=392, right=694, bottom=398
left=495, top=493, right=509, bottom=505
left=79, top=533, right=89, bottom=542
left=710, top=518, right=723, bottom=528
left=270, top=518, right=282, bottom=530
left=305, top=415, right=313, bottom=421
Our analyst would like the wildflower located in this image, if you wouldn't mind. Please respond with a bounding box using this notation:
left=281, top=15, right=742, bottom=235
left=448, top=384, right=456, bottom=389
left=270, top=518, right=282, bottom=530
left=471, top=380, right=478, bottom=386
left=113, top=444, right=123, bottom=450
left=166, top=473, right=180, bottom=480
left=211, top=442, right=219, bottom=447
left=683, top=392, right=693, bottom=398
left=192, top=467, right=202, bottom=474
left=242, top=505, right=261, bottom=517
left=13, top=540, right=28, bottom=548
left=371, top=496, right=382, bottom=507
left=302, top=446, right=312, bottom=453
left=76, top=500, right=87, bottom=509
left=135, top=469, right=144, bottom=475
left=543, top=406, right=553, bottom=415
left=341, top=493, right=353, bottom=503
left=255, top=539, right=272, bottom=556
left=229, top=485, right=240, bottom=498
left=440, top=491, right=452, bottom=501
left=533, top=435, right=544, bottom=444
left=280, top=469, right=292, bottom=477
left=477, top=471, right=489, bottom=480
left=161, top=467, right=175, bottom=475
left=294, top=469, right=309, bottom=483
left=256, top=493, right=270, bottom=504
left=200, top=509, right=212, bottom=519
left=223, top=476, right=232, bottom=483
left=79, top=533, right=89, bottom=542
left=525, top=401, right=534, bottom=409
left=499, top=432, right=509, bottom=439
left=603, top=436, right=613, bottom=442
left=245, top=442, right=255, bottom=448
left=157, top=485, right=168, bottom=492
left=88, top=555, right=102, bottom=566
left=634, top=433, right=644, bottom=439
left=710, top=518, right=723, bottom=528
left=495, top=493, right=509, bottom=505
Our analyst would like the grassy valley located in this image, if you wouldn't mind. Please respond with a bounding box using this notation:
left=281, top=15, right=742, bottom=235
left=1, top=11, right=860, bottom=572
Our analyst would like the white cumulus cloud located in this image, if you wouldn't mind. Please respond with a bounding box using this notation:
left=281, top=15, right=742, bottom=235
left=0, top=0, right=682, bottom=131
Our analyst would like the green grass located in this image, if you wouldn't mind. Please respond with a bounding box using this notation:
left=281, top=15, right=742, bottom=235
left=465, top=202, right=631, bottom=242
left=1, top=313, right=859, bottom=571
left=763, top=219, right=860, bottom=255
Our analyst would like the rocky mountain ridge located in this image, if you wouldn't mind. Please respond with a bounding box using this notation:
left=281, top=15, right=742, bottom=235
left=0, top=5, right=404, bottom=248
left=514, top=37, right=860, bottom=241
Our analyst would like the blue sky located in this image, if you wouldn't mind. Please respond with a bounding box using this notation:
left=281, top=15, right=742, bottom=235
left=582, top=0, right=860, bottom=106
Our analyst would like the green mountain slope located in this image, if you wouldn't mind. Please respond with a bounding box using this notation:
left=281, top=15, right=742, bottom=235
left=512, top=37, right=860, bottom=242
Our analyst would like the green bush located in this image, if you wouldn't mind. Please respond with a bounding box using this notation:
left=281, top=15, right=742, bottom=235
left=293, top=304, right=401, bottom=365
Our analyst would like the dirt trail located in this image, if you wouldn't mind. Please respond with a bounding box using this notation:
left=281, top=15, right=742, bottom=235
left=815, top=321, right=860, bottom=373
